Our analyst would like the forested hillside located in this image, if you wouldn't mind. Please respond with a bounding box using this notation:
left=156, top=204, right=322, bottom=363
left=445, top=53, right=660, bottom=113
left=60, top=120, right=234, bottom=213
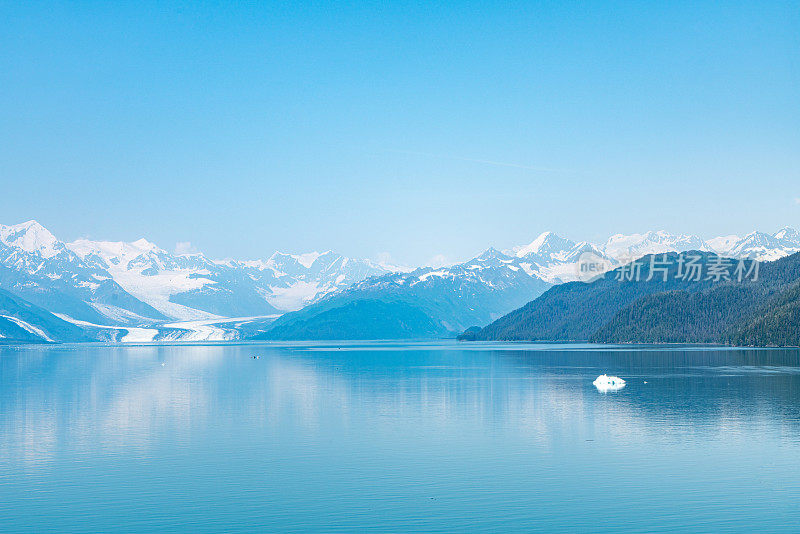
left=464, top=252, right=800, bottom=346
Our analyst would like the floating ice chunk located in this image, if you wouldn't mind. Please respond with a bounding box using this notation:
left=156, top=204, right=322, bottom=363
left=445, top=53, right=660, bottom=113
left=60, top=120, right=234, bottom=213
left=593, top=374, right=626, bottom=392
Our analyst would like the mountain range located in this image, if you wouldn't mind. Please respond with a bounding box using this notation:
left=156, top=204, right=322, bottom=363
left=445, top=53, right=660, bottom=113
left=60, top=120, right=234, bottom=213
left=1, top=220, right=799, bottom=343
left=462, top=250, right=800, bottom=346
left=0, top=221, right=392, bottom=340
left=246, top=228, right=800, bottom=341
left=245, top=247, right=552, bottom=340
left=68, top=237, right=392, bottom=321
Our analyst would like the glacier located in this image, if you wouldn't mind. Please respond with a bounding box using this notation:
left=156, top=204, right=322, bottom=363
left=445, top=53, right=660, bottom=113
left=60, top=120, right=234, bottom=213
left=2, top=219, right=800, bottom=343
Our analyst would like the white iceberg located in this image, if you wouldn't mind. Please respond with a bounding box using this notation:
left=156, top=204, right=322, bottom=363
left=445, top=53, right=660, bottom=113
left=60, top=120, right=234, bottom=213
left=593, top=374, right=626, bottom=392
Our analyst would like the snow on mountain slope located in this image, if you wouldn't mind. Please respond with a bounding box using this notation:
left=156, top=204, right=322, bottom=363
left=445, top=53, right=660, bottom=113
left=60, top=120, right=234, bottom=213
left=774, top=227, right=800, bottom=251
left=0, top=222, right=167, bottom=326
left=219, top=251, right=392, bottom=312
left=597, top=228, right=800, bottom=264
left=253, top=247, right=554, bottom=339
left=0, top=221, right=64, bottom=258
left=506, top=233, right=614, bottom=284
left=4, top=220, right=800, bottom=342
left=505, top=228, right=800, bottom=284
left=0, top=287, right=91, bottom=343
left=67, top=236, right=393, bottom=320
left=264, top=280, right=324, bottom=311
left=293, top=251, right=322, bottom=269
left=707, top=235, right=741, bottom=255
left=512, top=231, right=576, bottom=261
left=70, top=238, right=220, bottom=321
left=599, top=228, right=800, bottom=264
left=603, top=231, right=712, bottom=262
left=723, top=230, right=800, bottom=261
left=0, top=314, right=55, bottom=342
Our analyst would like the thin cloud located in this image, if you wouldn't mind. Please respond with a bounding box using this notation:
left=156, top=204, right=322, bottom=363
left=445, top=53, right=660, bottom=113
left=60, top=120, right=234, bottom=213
left=387, top=149, right=570, bottom=173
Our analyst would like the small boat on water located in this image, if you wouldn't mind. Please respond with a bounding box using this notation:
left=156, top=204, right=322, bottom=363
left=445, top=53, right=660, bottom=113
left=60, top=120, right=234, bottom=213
left=593, top=374, right=626, bottom=392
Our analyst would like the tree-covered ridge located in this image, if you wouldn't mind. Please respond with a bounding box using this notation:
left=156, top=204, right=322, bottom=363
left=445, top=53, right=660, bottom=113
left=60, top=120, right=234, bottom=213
left=463, top=252, right=799, bottom=346
left=250, top=299, right=447, bottom=341
left=730, top=281, right=800, bottom=347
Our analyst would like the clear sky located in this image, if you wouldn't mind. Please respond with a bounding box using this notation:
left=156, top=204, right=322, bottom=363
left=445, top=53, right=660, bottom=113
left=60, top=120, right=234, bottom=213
left=1, top=1, right=798, bottom=266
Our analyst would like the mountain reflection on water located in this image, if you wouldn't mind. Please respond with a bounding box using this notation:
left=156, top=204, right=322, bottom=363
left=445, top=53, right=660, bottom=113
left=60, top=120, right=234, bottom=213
left=1, top=342, right=800, bottom=533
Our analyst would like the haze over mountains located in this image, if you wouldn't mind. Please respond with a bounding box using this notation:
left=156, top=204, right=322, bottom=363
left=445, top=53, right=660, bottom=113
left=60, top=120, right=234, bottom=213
left=1, top=220, right=799, bottom=343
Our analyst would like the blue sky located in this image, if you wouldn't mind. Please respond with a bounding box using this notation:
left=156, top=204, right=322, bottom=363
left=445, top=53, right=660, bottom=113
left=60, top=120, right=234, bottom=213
left=1, top=1, right=798, bottom=266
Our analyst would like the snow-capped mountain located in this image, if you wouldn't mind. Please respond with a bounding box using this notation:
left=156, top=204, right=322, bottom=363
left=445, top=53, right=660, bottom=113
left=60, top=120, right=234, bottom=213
left=0, top=220, right=65, bottom=258
left=719, top=229, right=800, bottom=261
left=248, top=246, right=553, bottom=339
left=602, top=231, right=713, bottom=263
left=775, top=226, right=800, bottom=245
left=706, top=235, right=741, bottom=255
left=68, top=237, right=234, bottom=321
left=68, top=238, right=392, bottom=321
left=0, top=220, right=394, bottom=331
left=0, top=221, right=167, bottom=326
left=3, top=220, right=799, bottom=343
left=511, top=231, right=577, bottom=263
left=506, top=229, right=733, bottom=285
left=505, top=228, right=800, bottom=283
left=514, top=228, right=800, bottom=280
left=378, top=246, right=551, bottom=306
left=507, top=232, right=613, bottom=283
left=241, top=250, right=394, bottom=310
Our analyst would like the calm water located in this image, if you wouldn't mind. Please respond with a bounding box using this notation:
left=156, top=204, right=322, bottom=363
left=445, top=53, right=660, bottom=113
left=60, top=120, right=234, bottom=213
left=2, top=342, right=800, bottom=533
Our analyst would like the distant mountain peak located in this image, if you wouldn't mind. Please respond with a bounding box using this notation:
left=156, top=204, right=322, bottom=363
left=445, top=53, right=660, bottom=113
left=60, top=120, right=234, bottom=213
left=774, top=226, right=800, bottom=242
left=6, top=220, right=800, bottom=333
left=0, top=219, right=63, bottom=258
left=512, top=231, right=575, bottom=259
left=737, top=231, right=778, bottom=247
left=603, top=231, right=711, bottom=261
left=707, top=234, right=741, bottom=254
left=294, top=251, right=323, bottom=268
left=12, top=219, right=46, bottom=231
left=725, top=230, right=794, bottom=261
left=476, top=247, right=506, bottom=260
left=131, top=238, right=159, bottom=251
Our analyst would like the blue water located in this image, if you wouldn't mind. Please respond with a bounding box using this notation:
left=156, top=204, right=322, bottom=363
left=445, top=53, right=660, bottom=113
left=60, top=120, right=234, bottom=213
left=2, top=342, right=800, bottom=533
